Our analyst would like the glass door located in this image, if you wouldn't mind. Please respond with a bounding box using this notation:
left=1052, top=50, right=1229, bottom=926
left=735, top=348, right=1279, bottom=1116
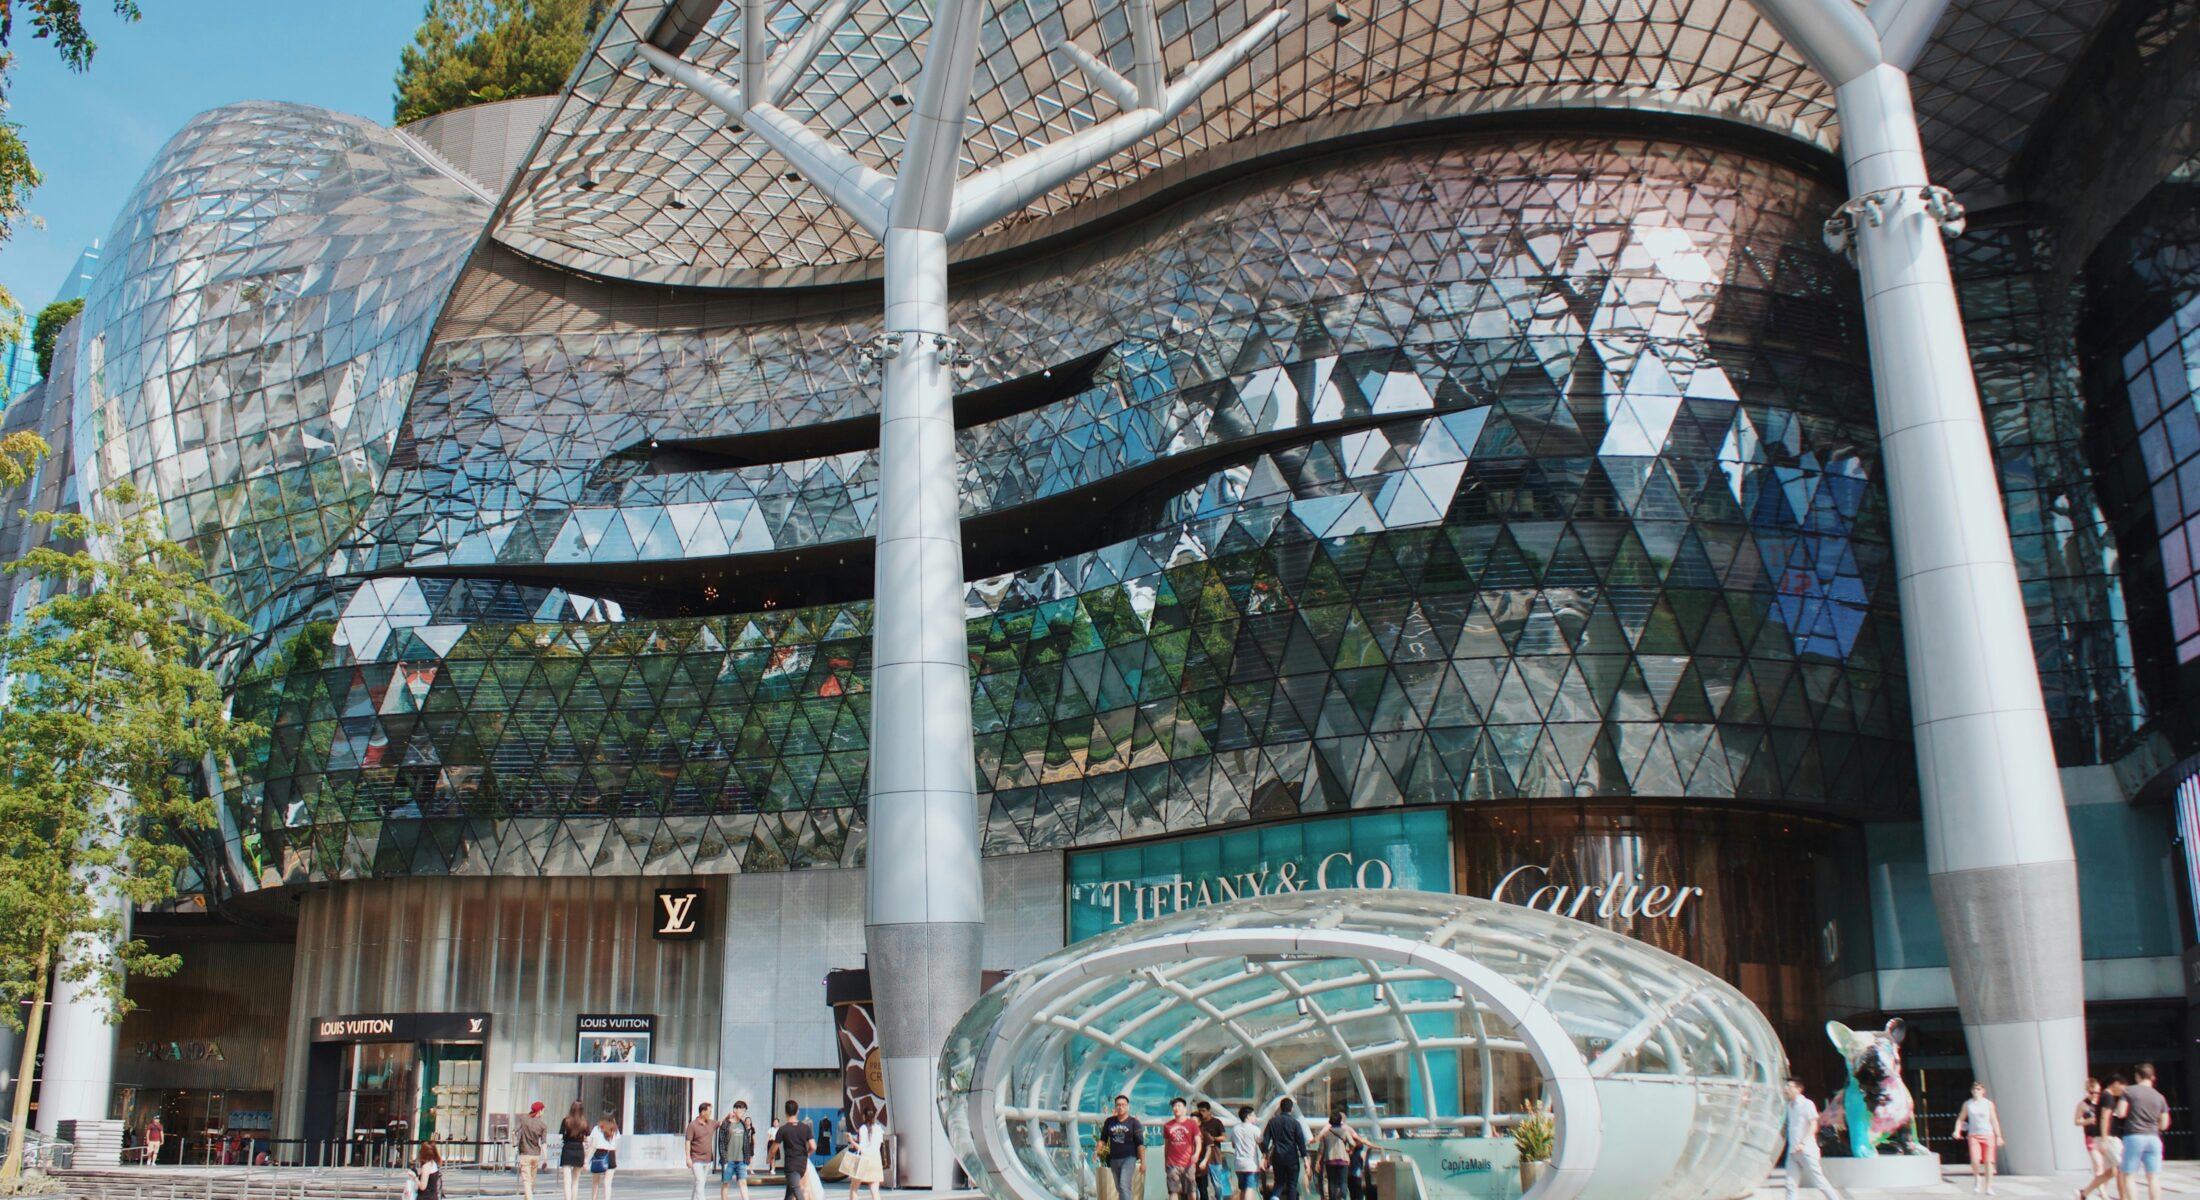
left=342, top=1042, right=417, bottom=1165
left=420, top=1042, right=485, bottom=1155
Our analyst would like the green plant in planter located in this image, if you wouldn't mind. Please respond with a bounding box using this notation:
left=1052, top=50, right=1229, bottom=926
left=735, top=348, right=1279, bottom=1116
left=1512, top=1099, right=1556, bottom=1164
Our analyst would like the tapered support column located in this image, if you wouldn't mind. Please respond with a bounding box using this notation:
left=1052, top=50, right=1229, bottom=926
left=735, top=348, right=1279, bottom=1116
left=865, top=228, right=984, bottom=1188
left=35, top=926, right=122, bottom=1137
left=1838, top=63, right=2088, bottom=1174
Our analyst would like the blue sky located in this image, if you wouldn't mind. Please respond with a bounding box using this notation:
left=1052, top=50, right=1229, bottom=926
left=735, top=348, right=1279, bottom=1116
left=0, top=1, right=423, bottom=311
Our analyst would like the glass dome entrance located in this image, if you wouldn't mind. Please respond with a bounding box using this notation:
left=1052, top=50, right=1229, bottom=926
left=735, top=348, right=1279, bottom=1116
left=940, top=890, right=1785, bottom=1200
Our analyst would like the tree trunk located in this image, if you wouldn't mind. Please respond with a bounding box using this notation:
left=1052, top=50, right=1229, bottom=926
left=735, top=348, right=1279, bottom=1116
left=1, top=940, right=53, bottom=1182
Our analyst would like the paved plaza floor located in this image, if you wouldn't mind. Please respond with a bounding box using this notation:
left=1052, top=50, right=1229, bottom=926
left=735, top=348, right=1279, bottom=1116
left=52, top=1164, right=2200, bottom=1200
left=1741, top=1161, right=2200, bottom=1198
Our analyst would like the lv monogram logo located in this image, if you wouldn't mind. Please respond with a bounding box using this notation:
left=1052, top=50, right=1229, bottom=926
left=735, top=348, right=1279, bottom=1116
left=655, top=888, right=706, bottom=939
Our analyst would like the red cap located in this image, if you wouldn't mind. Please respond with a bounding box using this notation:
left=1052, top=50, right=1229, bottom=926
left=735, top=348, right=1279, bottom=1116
left=530, top=1103, right=545, bottom=1114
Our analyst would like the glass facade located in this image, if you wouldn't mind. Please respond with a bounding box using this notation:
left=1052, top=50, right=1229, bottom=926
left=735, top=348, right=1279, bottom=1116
left=158, top=132, right=1910, bottom=892
left=68, top=102, right=486, bottom=646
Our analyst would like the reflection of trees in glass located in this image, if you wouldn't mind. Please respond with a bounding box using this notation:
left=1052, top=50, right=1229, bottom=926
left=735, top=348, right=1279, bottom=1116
left=394, top=0, right=611, bottom=123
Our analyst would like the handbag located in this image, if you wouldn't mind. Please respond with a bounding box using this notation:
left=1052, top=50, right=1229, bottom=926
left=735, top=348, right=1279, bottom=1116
left=590, top=1149, right=614, bottom=1174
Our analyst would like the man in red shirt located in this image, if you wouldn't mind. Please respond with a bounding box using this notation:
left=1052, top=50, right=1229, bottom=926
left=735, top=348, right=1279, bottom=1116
left=1163, top=1098, right=1202, bottom=1200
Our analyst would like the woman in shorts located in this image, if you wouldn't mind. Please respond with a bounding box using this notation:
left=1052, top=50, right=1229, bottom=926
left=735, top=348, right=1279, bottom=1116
left=1951, top=1082, right=2002, bottom=1195
left=2076, top=1078, right=2111, bottom=1199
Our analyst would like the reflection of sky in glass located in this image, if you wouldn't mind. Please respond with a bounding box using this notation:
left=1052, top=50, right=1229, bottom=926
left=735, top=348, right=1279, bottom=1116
left=2124, top=295, right=2200, bottom=660
left=64, top=122, right=1908, bottom=891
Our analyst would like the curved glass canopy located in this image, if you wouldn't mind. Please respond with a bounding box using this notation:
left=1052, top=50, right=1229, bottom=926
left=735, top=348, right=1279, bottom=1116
left=939, top=890, right=1783, bottom=1200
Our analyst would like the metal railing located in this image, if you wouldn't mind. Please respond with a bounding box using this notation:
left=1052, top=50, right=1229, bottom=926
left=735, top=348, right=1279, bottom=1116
left=1915, top=1104, right=2193, bottom=1160
left=129, top=1139, right=512, bottom=1171
left=0, top=1117, right=76, bottom=1170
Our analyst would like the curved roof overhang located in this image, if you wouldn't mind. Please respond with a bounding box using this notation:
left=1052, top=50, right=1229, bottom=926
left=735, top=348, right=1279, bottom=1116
left=485, top=0, right=2112, bottom=290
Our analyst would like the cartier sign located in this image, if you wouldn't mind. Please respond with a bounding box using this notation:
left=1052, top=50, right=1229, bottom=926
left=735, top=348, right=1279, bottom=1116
left=1487, top=864, right=1704, bottom=921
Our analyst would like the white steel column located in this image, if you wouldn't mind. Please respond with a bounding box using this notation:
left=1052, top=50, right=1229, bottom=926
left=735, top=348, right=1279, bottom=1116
left=35, top=909, right=125, bottom=1138
left=640, top=2, right=1287, bottom=1183
left=1746, top=0, right=2089, bottom=1174
left=868, top=227, right=985, bottom=1190
left=864, top=0, right=991, bottom=1180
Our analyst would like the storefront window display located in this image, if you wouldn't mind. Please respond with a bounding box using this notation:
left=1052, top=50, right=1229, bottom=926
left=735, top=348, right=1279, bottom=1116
left=1455, top=805, right=1864, bottom=1073
left=304, top=1013, right=489, bottom=1163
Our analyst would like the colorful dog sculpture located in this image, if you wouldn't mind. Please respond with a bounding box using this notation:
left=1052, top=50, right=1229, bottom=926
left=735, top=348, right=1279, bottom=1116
left=1824, top=1019, right=1925, bottom=1157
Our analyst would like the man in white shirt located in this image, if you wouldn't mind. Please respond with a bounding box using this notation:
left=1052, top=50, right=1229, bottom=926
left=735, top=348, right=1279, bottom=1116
left=1228, top=1106, right=1262, bottom=1200
left=1784, top=1078, right=1847, bottom=1200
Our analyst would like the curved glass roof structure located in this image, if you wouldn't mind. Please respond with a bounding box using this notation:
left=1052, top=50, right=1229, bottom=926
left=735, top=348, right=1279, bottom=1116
left=939, top=889, right=1784, bottom=1200
left=488, top=0, right=2113, bottom=287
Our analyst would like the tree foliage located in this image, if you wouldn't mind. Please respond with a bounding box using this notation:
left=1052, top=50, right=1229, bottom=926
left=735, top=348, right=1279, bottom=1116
left=0, top=3, right=143, bottom=333
left=30, top=294, right=77, bottom=374
left=0, top=458, right=258, bottom=1176
left=393, top=0, right=607, bottom=124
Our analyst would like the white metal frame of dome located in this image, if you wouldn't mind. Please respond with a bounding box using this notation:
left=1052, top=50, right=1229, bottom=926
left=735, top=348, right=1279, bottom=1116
left=939, top=891, right=1788, bottom=1200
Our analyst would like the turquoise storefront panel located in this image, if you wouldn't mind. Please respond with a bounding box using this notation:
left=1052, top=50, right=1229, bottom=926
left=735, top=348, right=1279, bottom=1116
left=1066, top=809, right=1455, bottom=942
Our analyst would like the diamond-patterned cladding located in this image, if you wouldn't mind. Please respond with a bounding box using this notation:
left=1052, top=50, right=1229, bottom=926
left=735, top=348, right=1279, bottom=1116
left=193, top=133, right=1912, bottom=889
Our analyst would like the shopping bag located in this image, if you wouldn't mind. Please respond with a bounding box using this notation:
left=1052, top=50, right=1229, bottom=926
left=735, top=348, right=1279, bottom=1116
left=802, top=1161, right=825, bottom=1200
left=1095, top=1160, right=1119, bottom=1200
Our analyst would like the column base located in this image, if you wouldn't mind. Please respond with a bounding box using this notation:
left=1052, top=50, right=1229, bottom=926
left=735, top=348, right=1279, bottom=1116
left=884, top=1054, right=955, bottom=1188
left=867, top=921, right=983, bottom=1188
left=1958, top=1014, right=2091, bottom=1175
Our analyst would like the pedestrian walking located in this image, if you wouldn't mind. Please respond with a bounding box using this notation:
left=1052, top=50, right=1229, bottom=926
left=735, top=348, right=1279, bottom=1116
left=516, top=1101, right=548, bottom=1200
left=1782, top=1078, right=1847, bottom=1200
left=1315, top=1111, right=1358, bottom=1200
left=1101, top=1095, right=1145, bottom=1200
left=144, top=1116, right=165, bottom=1166
left=2076, top=1079, right=2113, bottom=1200
left=688, top=1103, right=718, bottom=1200
left=720, top=1101, right=757, bottom=1200
left=773, top=1100, right=815, bottom=1200
left=1344, top=1135, right=1376, bottom=1200
left=403, top=1140, right=444, bottom=1200
left=559, top=1101, right=591, bottom=1200
left=1194, top=1101, right=1227, bottom=1200
left=1952, top=1082, right=2004, bottom=1194
left=847, top=1113, right=886, bottom=1200
left=1227, top=1107, right=1260, bottom=1200
left=587, top=1116, right=620, bottom=1200
left=2092, top=1077, right=2129, bottom=1200
left=1260, top=1100, right=1308, bottom=1200
left=2113, top=1064, right=2172, bottom=1200
left=1164, top=1098, right=1201, bottom=1200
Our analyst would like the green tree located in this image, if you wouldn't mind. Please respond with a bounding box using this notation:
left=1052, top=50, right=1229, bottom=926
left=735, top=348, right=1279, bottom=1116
left=0, top=3, right=142, bottom=333
left=0, top=452, right=258, bottom=1179
left=393, top=0, right=608, bottom=124
left=29, top=294, right=77, bottom=374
